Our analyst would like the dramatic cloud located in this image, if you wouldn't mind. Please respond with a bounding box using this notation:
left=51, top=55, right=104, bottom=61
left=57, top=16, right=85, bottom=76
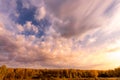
left=0, top=0, right=120, bottom=70
left=45, top=0, right=113, bottom=38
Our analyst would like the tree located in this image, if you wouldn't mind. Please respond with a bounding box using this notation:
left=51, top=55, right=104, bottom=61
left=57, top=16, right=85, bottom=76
left=89, top=70, right=98, bottom=78
left=14, top=68, right=25, bottom=79
left=0, top=65, right=7, bottom=79
left=114, top=67, right=120, bottom=77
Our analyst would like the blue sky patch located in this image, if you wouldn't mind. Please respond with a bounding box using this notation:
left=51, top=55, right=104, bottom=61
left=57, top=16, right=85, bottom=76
left=16, top=0, right=51, bottom=37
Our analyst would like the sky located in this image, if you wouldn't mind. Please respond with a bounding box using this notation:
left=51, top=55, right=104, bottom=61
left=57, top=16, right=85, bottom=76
left=0, top=0, right=120, bottom=70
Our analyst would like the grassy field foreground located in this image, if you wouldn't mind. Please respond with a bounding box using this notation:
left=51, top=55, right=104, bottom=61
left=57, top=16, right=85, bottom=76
left=45, top=78, right=120, bottom=80
left=1, top=65, right=120, bottom=80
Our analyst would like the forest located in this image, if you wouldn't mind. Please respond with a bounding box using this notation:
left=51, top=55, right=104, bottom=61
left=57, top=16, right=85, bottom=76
left=0, top=65, right=120, bottom=80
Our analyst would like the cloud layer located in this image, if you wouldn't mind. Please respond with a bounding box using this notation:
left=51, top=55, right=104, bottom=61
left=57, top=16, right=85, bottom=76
left=0, top=0, right=120, bottom=69
left=45, top=0, right=113, bottom=38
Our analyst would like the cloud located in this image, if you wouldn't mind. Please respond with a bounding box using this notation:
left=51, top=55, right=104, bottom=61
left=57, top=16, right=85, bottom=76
left=0, top=23, right=18, bottom=61
left=0, top=0, right=17, bottom=14
left=0, top=0, right=120, bottom=70
left=22, top=0, right=43, bottom=9
left=23, top=21, right=38, bottom=33
left=34, top=6, right=46, bottom=21
left=45, top=0, right=113, bottom=38
left=0, top=35, right=17, bottom=53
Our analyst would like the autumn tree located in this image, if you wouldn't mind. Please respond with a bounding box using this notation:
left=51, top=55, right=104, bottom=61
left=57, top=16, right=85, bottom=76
left=0, top=65, right=7, bottom=79
left=4, top=68, right=15, bottom=80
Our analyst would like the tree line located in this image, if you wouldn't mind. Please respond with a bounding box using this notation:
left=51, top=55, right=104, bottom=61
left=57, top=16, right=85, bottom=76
left=0, top=65, right=120, bottom=80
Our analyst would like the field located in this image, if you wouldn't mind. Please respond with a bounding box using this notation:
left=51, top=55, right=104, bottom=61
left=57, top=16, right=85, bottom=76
left=44, top=78, right=120, bottom=80
left=1, top=65, right=120, bottom=80
left=28, top=78, right=120, bottom=80
left=2, top=78, right=120, bottom=80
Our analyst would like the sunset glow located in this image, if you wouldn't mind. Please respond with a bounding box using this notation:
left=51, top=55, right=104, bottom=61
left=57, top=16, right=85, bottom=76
left=0, top=0, right=120, bottom=70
